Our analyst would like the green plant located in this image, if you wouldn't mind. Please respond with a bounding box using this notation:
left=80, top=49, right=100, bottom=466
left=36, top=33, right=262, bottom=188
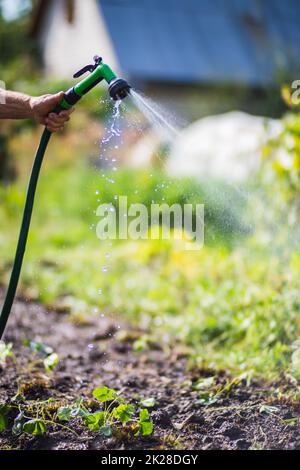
left=0, top=386, right=154, bottom=439
left=57, top=386, right=153, bottom=437
left=0, top=341, right=13, bottom=368
left=23, top=340, right=59, bottom=373
left=140, top=397, right=156, bottom=408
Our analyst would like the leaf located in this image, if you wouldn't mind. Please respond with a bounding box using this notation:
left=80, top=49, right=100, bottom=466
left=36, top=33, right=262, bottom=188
left=93, top=386, right=118, bottom=403
left=57, top=406, right=72, bottom=422
left=139, top=421, right=153, bottom=436
left=196, top=391, right=218, bottom=406
left=0, top=341, right=13, bottom=367
left=43, top=353, right=59, bottom=372
left=24, top=340, right=53, bottom=357
left=139, top=408, right=150, bottom=422
left=75, top=397, right=84, bottom=407
left=0, top=404, right=11, bottom=432
left=259, top=405, right=279, bottom=415
left=71, top=406, right=87, bottom=418
left=84, top=411, right=106, bottom=431
left=140, top=397, right=156, bottom=408
left=113, top=404, right=135, bottom=424
left=137, top=408, right=153, bottom=436
left=100, top=424, right=112, bottom=437
left=23, top=419, right=47, bottom=436
left=12, top=411, right=25, bottom=435
left=133, top=336, right=149, bottom=352
left=0, top=414, right=6, bottom=432
left=193, top=377, right=215, bottom=391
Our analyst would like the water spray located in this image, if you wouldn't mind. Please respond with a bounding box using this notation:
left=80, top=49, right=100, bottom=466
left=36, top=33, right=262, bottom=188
left=0, top=56, right=131, bottom=339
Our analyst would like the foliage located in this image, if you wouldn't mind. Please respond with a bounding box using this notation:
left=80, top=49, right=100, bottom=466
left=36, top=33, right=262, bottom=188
left=0, top=386, right=154, bottom=438
left=140, top=397, right=156, bottom=408
left=43, top=353, right=59, bottom=372
left=262, top=112, right=300, bottom=207
left=23, top=340, right=59, bottom=373
left=0, top=341, right=13, bottom=368
left=0, top=1, right=37, bottom=87
left=56, top=386, right=153, bottom=437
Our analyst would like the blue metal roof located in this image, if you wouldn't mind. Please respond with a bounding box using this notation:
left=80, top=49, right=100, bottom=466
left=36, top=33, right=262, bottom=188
left=98, top=0, right=300, bottom=85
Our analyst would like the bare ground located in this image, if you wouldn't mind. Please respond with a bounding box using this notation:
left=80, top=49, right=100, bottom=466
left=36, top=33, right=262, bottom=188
left=1, top=294, right=300, bottom=450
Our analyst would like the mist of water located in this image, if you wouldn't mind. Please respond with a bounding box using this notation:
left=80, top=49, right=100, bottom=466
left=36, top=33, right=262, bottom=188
left=129, top=89, right=179, bottom=142
left=96, top=92, right=298, bottom=262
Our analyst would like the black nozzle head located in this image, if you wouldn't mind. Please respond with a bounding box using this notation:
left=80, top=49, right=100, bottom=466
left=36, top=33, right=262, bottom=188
left=108, top=78, right=131, bottom=100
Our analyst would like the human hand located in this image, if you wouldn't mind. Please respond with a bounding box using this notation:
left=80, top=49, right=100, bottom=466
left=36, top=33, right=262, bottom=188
left=30, top=91, right=74, bottom=132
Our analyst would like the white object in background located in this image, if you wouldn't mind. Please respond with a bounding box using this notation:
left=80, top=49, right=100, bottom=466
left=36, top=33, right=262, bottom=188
left=167, top=111, right=282, bottom=183
left=38, top=0, right=119, bottom=78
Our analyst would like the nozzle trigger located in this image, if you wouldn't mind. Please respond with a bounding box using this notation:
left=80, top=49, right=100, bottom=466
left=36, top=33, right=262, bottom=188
left=73, top=56, right=103, bottom=79
left=73, top=65, right=94, bottom=79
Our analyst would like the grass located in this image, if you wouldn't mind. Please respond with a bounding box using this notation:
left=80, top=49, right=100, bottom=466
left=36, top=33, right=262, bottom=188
left=1, top=126, right=300, bottom=380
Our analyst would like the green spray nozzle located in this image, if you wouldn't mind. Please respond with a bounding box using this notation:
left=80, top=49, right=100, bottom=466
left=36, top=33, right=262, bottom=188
left=54, top=55, right=131, bottom=113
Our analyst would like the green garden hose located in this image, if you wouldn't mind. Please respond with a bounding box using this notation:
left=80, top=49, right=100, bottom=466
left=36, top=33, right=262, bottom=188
left=0, top=55, right=131, bottom=340
left=0, top=128, right=52, bottom=339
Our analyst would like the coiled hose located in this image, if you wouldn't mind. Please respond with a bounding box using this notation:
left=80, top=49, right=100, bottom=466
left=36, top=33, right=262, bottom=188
left=0, top=128, right=52, bottom=339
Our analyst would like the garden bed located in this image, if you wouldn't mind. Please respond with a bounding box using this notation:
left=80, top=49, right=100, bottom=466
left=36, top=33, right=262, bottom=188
left=1, top=293, right=300, bottom=450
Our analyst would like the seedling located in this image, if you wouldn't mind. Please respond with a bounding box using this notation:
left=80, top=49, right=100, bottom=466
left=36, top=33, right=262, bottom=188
left=192, top=376, right=218, bottom=406
left=140, top=397, right=156, bottom=408
left=0, top=386, right=154, bottom=439
left=57, top=386, right=154, bottom=437
left=0, top=341, right=13, bottom=368
left=23, top=340, right=60, bottom=373
left=259, top=405, right=280, bottom=415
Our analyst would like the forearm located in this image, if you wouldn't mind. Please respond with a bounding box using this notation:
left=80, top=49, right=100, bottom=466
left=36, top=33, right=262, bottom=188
left=0, top=88, right=73, bottom=132
left=0, top=90, right=33, bottom=119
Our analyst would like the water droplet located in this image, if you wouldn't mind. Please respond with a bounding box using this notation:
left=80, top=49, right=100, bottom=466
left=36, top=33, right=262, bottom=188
left=98, top=289, right=102, bottom=295
left=102, top=266, right=109, bottom=273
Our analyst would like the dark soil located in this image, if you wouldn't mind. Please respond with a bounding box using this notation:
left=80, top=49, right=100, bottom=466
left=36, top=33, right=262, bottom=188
left=1, top=294, right=300, bottom=450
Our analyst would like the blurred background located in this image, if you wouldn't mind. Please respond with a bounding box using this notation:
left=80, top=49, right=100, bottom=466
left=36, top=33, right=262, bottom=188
left=1, top=0, right=300, bottom=378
